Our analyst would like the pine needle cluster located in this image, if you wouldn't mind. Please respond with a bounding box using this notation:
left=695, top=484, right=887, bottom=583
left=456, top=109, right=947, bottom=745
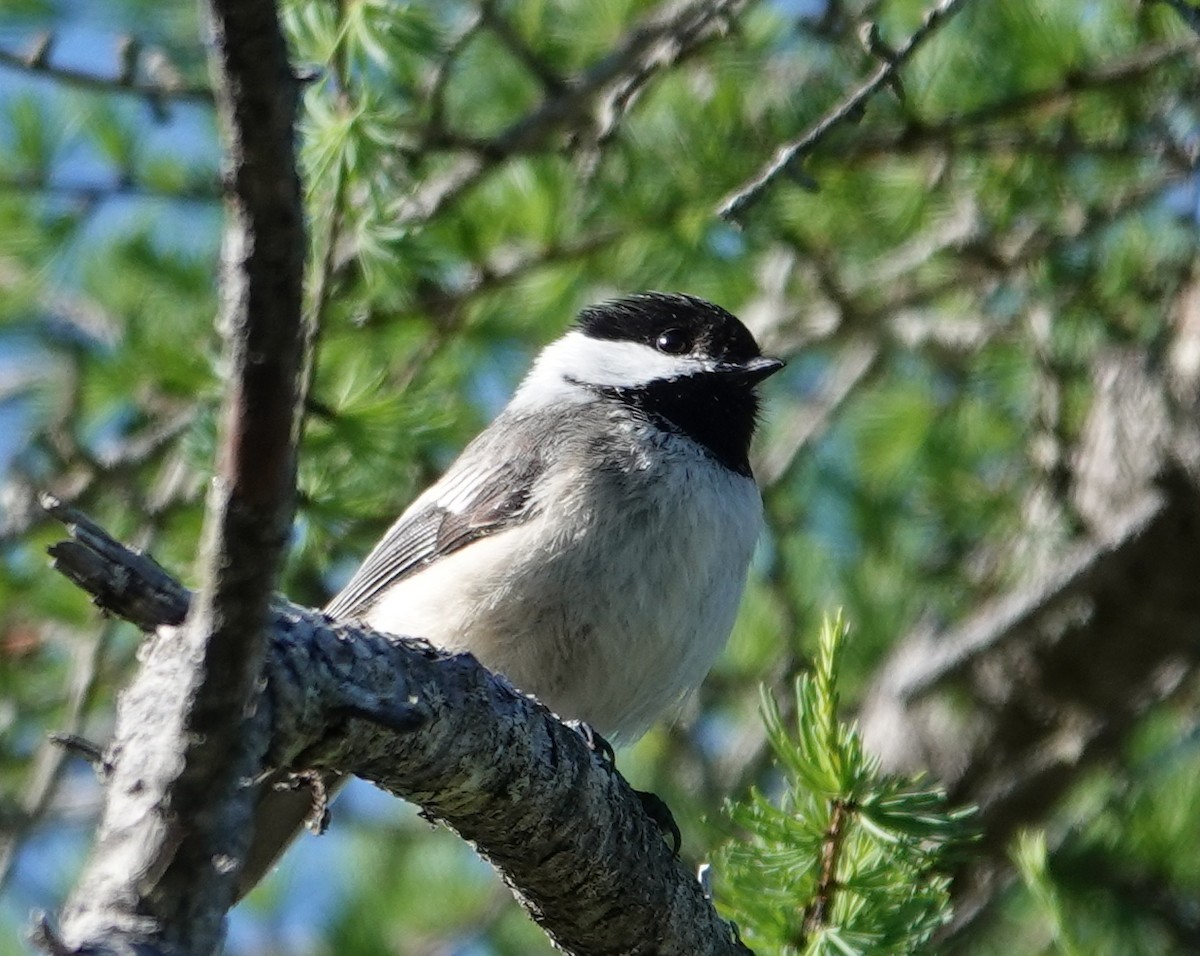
left=718, top=614, right=976, bottom=955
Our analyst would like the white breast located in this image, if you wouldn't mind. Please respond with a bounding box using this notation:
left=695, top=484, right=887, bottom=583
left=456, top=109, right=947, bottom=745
left=362, top=419, right=763, bottom=743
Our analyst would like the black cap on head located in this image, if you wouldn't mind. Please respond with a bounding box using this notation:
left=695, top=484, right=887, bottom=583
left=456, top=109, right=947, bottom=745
left=573, top=292, right=781, bottom=477
left=576, top=292, right=764, bottom=366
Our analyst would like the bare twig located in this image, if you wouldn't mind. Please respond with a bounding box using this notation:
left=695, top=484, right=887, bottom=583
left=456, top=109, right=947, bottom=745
left=831, top=36, right=1200, bottom=173
left=0, top=173, right=221, bottom=205
left=850, top=126, right=1200, bottom=167
left=48, top=734, right=109, bottom=772
left=479, top=0, right=567, bottom=94
left=379, top=229, right=624, bottom=393
left=830, top=170, right=1187, bottom=346
left=489, top=0, right=751, bottom=156
left=0, top=406, right=196, bottom=550
left=425, top=10, right=487, bottom=136
left=718, top=0, right=973, bottom=222
left=42, top=496, right=191, bottom=630
left=756, top=339, right=879, bottom=488
left=296, top=0, right=353, bottom=448
left=0, top=624, right=115, bottom=892
left=576, top=0, right=741, bottom=164
left=0, top=42, right=212, bottom=104
left=397, top=0, right=753, bottom=225
left=909, top=37, right=1198, bottom=130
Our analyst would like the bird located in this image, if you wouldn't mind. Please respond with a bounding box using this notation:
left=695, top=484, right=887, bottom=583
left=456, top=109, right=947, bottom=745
left=237, top=291, right=783, bottom=897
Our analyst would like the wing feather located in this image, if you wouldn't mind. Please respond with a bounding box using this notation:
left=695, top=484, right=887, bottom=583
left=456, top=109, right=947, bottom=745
left=324, top=452, right=542, bottom=621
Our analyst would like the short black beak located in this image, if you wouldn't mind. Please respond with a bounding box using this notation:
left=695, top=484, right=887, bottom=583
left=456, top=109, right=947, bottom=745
left=722, top=355, right=785, bottom=385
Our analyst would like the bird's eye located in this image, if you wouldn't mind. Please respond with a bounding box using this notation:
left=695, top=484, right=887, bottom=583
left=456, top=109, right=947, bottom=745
left=654, top=329, right=691, bottom=355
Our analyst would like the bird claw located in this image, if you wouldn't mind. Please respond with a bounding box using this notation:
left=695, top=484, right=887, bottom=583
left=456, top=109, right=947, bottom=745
left=565, top=719, right=616, bottom=766
left=562, top=721, right=679, bottom=852
left=634, top=788, right=682, bottom=855
left=274, top=769, right=332, bottom=835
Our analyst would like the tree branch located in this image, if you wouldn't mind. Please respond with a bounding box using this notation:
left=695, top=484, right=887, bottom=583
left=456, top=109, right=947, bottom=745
left=800, top=798, right=849, bottom=943
left=718, top=0, right=973, bottom=222
left=0, top=172, right=221, bottom=205
left=41, top=502, right=749, bottom=956
left=479, top=0, right=568, bottom=94
left=396, top=0, right=753, bottom=225
left=49, top=0, right=306, bottom=950
left=0, top=622, right=115, bottom=893
left=861, top=460, right=1200, bottom=939
left=0, top=40, right=212, bottom=105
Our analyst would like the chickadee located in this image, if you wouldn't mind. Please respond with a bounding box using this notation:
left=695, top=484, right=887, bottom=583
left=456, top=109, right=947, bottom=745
left=239, top=291, right=783, bottom=895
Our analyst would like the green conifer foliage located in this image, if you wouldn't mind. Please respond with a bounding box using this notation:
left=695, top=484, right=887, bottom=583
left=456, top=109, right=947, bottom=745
left=720, top=615, right=975, bottom=955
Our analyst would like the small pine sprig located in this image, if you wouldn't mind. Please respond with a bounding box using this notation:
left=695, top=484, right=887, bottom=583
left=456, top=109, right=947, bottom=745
left=717, top=613, right=976, bottom=956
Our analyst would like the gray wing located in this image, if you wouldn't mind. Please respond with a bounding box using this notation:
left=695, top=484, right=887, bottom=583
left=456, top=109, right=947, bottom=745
left=324, top=446, right=545, bottom=621
left=240, top=454, right=539, bottom=899
left=241, top=459, right=544, bottom=902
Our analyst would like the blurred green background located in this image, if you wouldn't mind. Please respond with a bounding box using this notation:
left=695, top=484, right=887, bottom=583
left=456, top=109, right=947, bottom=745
left=2, top=0, right=1200, bottom=952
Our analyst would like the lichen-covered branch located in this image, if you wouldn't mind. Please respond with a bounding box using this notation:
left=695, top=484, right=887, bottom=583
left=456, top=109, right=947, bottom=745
left=42, top=502, right=749, bottom=956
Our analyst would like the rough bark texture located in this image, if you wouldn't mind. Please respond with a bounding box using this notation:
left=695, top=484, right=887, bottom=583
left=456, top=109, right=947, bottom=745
left=860, top=345, right=1200, bottom=939
left=43, top=504, right=748, bottom=956
left=49, top=0, right=306, bottom=951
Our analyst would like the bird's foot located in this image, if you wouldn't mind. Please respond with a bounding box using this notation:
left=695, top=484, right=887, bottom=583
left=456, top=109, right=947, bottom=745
left=565, top=719, right=616, bottom=766
left=275, top=769, right=332, bottom=834
left=634, top=788, right=682, bottom=855
left=562, top=720, right=679, bottom=852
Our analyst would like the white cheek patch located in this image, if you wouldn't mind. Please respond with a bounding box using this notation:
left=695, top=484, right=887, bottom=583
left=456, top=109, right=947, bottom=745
left=510, top=332, right=708, bottom=410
